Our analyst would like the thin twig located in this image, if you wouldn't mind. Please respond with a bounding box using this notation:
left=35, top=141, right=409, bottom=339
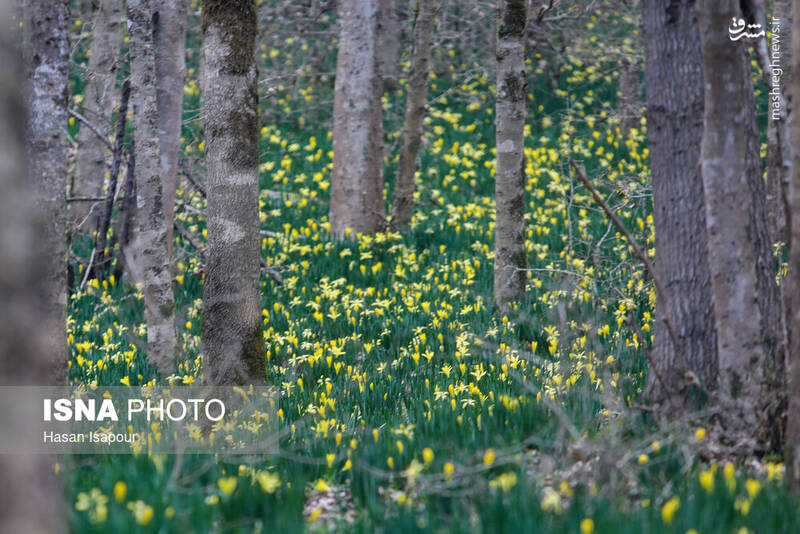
left=69, top=108, right=114, bottom=151
left=569, top=158, right=680, bottom=353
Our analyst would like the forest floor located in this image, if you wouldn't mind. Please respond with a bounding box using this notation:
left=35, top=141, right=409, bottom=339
left=62, top=7, right=798, bottom=534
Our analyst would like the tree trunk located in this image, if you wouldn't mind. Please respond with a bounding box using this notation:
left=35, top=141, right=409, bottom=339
left=71, top=0, right=123, bottom=232
left=618, top=56, right=640, bottom=137
left=390, top=0, right=438, bottom=231
left=378, top=0, right=403, bottom=92
left=493, top=0, right=528, bottom=313
left=201, top=0, right=265, bottom=385
left=127, top=0, right=177, bottom=375
left=642, top=0, right=716, bottom=408
left=697, top=0, right=781, bottom=452
left=330, top=0, right=385, bottom=238
left=748, top=0, right=792, bottom=246
left=154, top=0, right=187, bottom=262
left=2, top=7, right=65, bottom=530
left=785, top=0, right=800, bottom=493
left=23, top=0, right=70, bottom=383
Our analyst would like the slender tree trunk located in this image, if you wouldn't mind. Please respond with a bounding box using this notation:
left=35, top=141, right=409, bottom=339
left=1, top=7, right=64, bottom=529
left=201, top=0, right=265, bottom=385
left=493, top=0, right=528, bottom=313
left=23, top=0, right=70, bottom=383
left=378, top=0, right=402, bottom=92
left=71, top=0, right=123, bottom=232
left=127, top=0, right=177, bottom=375
left=642, top=0, right=716, bottom=408
left=785, top=0, right=800, bottom=493
left=390, top=0, right=438, bottom=231
left=619, top=56, right=640, bottom=137
left=747, top=0, right=792, bottom=246
left=154, top=0, right=187, bottom=262
left=697, top=0, right=781, bottom=452
left=113, top=137, right=136, bottom=283
left=330, top=0, right=385, bottom=238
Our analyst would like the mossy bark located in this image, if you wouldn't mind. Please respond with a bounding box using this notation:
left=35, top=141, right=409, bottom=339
left=201, top=0, right=265, bottom=385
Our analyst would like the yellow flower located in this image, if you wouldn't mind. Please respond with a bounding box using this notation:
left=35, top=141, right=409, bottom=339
left=314, top=478, right=331, bottom=492
left=540, top=487, right=562, bottom=514
left=165, top=506, right=175, bottom=519
left=308, top=508, right=322, bottom=523
left=745, top=478, right=761, bottom=499
left=113, top=481, right=127, bottom=502
left=638, top=454, right=648, bottom=465
left=129, top=501, right=154, bottom=525
left=661, top=496, right=680, bottom=524
left=694, top=427, right=706, bottom=441
left=651, top=440, right=661, bottom=454
left=255, top=471, right=281, bottom=493
left=489, top=471, right=517, bottom=492
left=444, top=462, right=455, bottom=479
left=342, top=459, right=352, bottom=472
left=699, top=470, right=714, bottom=493
left=217, top=476, right=238, bottom=496
left=724, top=462, right=736, bottom=491
left=422, top=447, right=434, bottom=465
left=483, top=448, right=496, bottom=467
left=580, top=518, right=595, bottom=534
left=326, top=453, right=335, bottom=468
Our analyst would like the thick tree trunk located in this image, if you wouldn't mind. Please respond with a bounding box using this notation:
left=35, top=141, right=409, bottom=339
left=201, top=0, right=265, bottom=385
left=330, top=0, right=385, bottom=238
left=23, top=0, right=70, bottom=383
left=642, top=0, right=716, bottom=408
left=4, top=2, right=67, bottom=530
left=697, top=0, right=781, bottom=452
left=785, top=0, right=800, bottom=493
left=378, top=0, right=403, bottom=92
left=390, top=0, right=438, bottom=231
left=618, top=56, right=640, bottom=137
left=154, top=0, right=187, bottom=262
left=493, top=0, right=528, bottom=313
left=71, top=0, right=123, bottom=232
left=127, top=0, right=177, bottom=375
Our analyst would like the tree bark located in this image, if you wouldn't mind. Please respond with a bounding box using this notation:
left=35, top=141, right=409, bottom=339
left=72, top=0, right=123, bottom=232
left=642, top=0, right=716, bottom=408
left=390, top=0, right=438, bottom=231
left=201, top=0, right=265, bottom=385
left=697, top=0, right=781, bottom=452
left=330, top=0, right=385, bottom=238
left=785, top=0, right=800, bottom=493
left=154, top=0, right=187, bottom=262
left=493, top=0, right=529, bottom=313
left=619, top=56, right=640, bottom=137
left=4, top=1, right=67, bottom=530
left=747, top=0, right=792, bottom=246
left=378, top=0, right=403, bottom=92
left=127, top=0, right=177, bottom=375
left=23, top=0, right=70, bottom=383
